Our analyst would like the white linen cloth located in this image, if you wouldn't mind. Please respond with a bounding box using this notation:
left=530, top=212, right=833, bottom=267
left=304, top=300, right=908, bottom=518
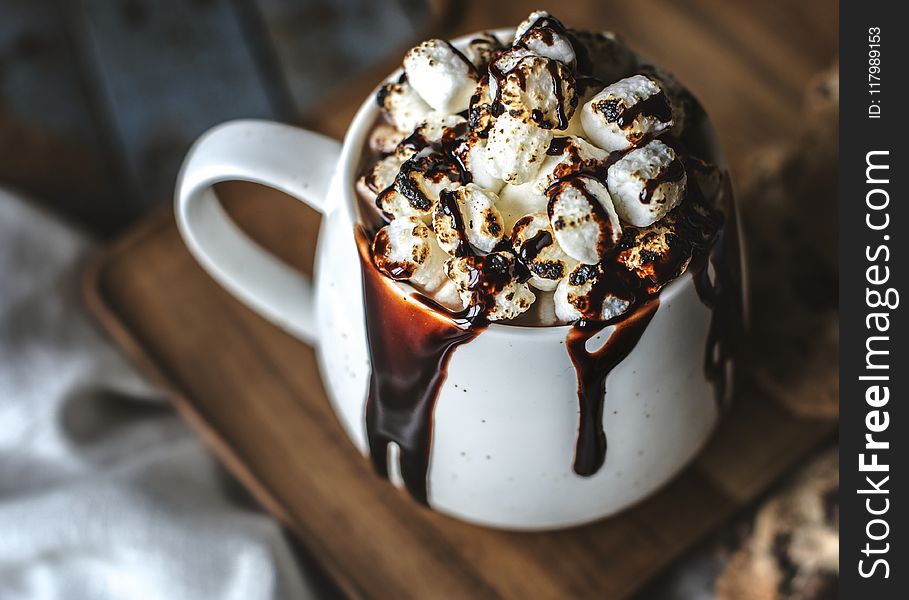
left=0, top=188, right=315, bottom=600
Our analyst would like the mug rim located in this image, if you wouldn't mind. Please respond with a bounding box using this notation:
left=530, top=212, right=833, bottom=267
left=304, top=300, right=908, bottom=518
left=336, top=27, right=725, bottom=335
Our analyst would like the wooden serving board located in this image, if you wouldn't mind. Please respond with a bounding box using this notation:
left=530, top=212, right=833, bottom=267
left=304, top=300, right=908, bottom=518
left=83, top=1, right=838, bottom=597
left=84, top=193, right=834, bottom=600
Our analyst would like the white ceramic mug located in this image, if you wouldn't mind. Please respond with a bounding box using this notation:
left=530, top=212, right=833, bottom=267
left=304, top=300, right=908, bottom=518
left=175, top=29, right=739, bottom=530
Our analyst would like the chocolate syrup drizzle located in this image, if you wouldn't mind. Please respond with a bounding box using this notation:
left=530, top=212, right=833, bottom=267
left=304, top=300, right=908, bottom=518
left=358, top=229, right=481, bottom=505
left=357, top=19, right=743, bottom=503
left=552, top=245, right=652, bottom=475
left=614, top=91, right=673, bottom=129
left=359, top=179, right=529, bottom=503
left=562, top=168, right=741, bottom=475
left=546, top=136, right=572, bottom=155
left=567, top=298, right=660, bottom=475
left=547, top=60, right=571, bottom=129
left=518, top=230, right=554, bottom=264
left=437, top=189, right=472, bottom=257
left=690, top=178, right=744, bottom=408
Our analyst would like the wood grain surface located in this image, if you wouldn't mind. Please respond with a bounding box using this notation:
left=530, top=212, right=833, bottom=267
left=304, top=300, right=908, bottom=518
left=83, top=0, right=838, bottom=598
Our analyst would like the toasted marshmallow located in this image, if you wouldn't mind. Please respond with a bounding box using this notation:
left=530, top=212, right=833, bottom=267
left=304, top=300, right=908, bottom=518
left=403, top=39, right=478, bottom=114
left=568, top=30, right=637, bottom=83
left=376, top=79, right=433, bottom=133
left=547, top=174, right=621, bottom=264
left=433, top=184, right=505, bottom=255
left=368, top=122, right=405, bottom=155
left=445, top=252, right=536, bottom=321
left=534, top=136, right=610, bottom=195
left=372, top=217, right=449, bottom=292
left=467, top=75, right=496, bottom=137
left=616, top=214, right=693, bottom=291
left=514, top=14, right=576, bottom=67
left=563, top=77, right=605, bottom=137
left=393, top=153, right=463, bottom=220
left=495, top=55, right=577, bottom=130
left=485, top=113, right=553, bottom=184
left=484, top=48, right=534, bottom=118
left=511, top=212, right=577, bottom=291
left=554, top=263, right=633, bottom=322
left=375, top=187, right=420, bottom=222
left=494, top=136, right=608, bottom=230
left=397, top=114, right=467, bottom=154
left=490, top=46, right=536, bottom=75
left=413, top=114, right=467, bottom=142
left=496, top=181, right=547, bottom=232
left=451, top=133, right=504, bottom=193
left=514, top=10, right=553, bottom=42
left=358, top=151, right=407, bottom=198
left=432, top=278, right=468, bottom=311
left=463, top=32, right=505, bottom=71
left=580, top=75, right=673, bottom=151
left=607, top=139, right=687, bottom=227
left=638, top=64, right=691, bottom=133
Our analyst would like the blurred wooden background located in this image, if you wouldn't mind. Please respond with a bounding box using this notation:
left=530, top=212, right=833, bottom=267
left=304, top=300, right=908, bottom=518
left=2, top=0, right=836, bottom=237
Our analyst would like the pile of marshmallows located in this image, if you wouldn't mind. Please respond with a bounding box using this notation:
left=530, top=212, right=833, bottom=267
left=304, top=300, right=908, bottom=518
left=359, top=11, right=696, bottom=323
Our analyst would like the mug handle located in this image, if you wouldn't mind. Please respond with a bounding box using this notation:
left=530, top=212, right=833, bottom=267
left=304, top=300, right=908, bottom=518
left=175, top=119, right=342, bottom=345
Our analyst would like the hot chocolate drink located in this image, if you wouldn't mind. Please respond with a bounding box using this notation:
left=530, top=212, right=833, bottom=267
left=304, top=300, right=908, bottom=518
left=354, top=11, right=743, bottom=504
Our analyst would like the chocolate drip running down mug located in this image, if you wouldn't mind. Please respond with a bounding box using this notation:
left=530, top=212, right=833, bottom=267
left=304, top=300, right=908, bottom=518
left=175, top=28, right=744, bottom=530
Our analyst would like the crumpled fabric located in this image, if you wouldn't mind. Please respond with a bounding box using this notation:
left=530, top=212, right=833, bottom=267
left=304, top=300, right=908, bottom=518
left=0, top=188, right=314, bottom=600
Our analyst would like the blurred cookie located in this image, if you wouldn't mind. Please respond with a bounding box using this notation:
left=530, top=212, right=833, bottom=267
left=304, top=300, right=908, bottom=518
left=715, top=450, right=838, bottom=600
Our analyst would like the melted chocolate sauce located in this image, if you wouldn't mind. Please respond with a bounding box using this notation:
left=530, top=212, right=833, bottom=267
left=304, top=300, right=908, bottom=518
left=358, top=218, right=530, bottom=502
left=574, top=258, right=642, bottom=320
left=438, top=188, right=472, bottom=257
left=567, top=298, right=659, bottom=475
left=617, top=91, right=673, bottom=129
left=461, top=252, right=528, bottom=313
left=357, top=229, right=484, bottom=504
left=546, top=60, right=571, bottom=129
left=518, top=230, right=554, bottom=264
left=558, top=174, right=738, bottom=475
left=547, top=136, right=572, bottom=155
left=690, top=179, right=744, bottom=408
left=488, top=60, right=507, bottom=119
